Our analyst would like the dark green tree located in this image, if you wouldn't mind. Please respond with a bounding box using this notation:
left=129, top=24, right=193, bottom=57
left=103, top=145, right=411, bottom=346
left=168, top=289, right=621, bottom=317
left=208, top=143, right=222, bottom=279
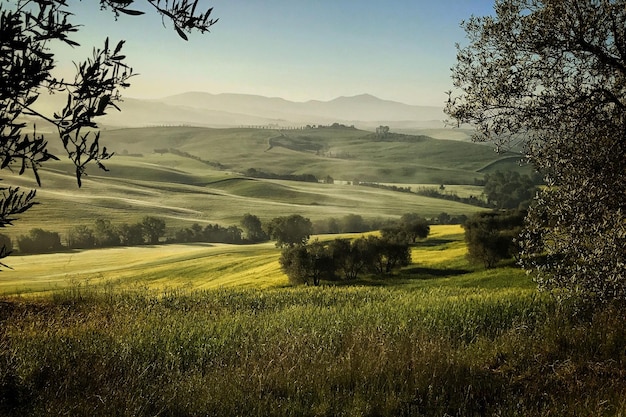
left=381, top=214, right=430, bottom=244
left=400, top=213, right=430, bottom=243
left=328, top=238, right=366, bottom=280
left=240, top=214, right=267, bottom=243
left=359, top=236, right=411, bottom=275
left=141, top=216, right=166, bottom=245
left=340, top=214, right=369, bottom=233
left=463, top=211, right=525, bottom=269
left=446, top=0, right=626, bottom=302
left=17, top=228, right=62, bottom=253
left=68, top=225, right=95, bottom=249
left=279, top=241, right=334, bottom=286
left=0, top=0, right=217, bottom=264
left=483, top=171, right=537, bottom=210
left=266, top=214, right=312, bottom=248
left=93, top=218, right=120, bottom=247
left=119, top=222, right=144, bottom=246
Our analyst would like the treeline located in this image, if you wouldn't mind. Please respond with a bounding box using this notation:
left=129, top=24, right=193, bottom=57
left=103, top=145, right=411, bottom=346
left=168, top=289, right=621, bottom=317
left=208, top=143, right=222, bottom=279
left=244, top=168, right=319, bottom=183
left=171, top=223, right=245, bottom=244
left=313, top=212, right=465, bottom=235
left=6, top=210, right=458, bottom=258
left=280, top=213, right=430, bottom=286
left=154, top=148, right=226, bottom=169
left=355, top=170, right=541, bottom=210
left=414, top=187, right=491, bottom=208
left=358, top=182, right=413, bottom=193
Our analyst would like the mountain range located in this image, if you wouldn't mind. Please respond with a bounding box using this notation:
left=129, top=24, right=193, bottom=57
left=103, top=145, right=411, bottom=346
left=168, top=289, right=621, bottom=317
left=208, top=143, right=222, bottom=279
left=32, top=92, right=448, bottom=131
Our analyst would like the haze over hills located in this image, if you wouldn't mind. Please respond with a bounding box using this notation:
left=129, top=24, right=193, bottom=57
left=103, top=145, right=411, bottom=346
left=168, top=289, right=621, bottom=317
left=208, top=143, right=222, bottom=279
left=32, top=91, right=449, bottom=131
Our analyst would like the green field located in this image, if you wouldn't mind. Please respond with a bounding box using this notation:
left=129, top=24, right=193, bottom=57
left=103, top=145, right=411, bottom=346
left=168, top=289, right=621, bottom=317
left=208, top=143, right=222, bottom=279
left=4, top=127, right=616, bottom=417
left=2, top=225, right=625, bottom=416
left=0, top=226, right=467, bottom=296
left=2, top=126, right=529, bottom=239
left=98, top=126, right=523, bottom=185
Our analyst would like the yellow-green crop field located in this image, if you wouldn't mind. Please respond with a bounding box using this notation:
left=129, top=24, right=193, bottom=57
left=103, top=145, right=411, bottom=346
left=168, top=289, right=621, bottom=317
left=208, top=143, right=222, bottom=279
left=2, top=224, right=625, bottom=416
left=0, top=225, right=522, bottom=296
left=0, top=242, right=284, bottom=295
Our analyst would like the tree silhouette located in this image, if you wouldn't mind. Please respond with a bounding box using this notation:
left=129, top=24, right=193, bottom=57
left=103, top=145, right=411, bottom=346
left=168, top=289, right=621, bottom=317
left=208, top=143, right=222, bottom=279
left=446, top=0, right=626, bottom=302
left=0, top=0, right=217, bottom=264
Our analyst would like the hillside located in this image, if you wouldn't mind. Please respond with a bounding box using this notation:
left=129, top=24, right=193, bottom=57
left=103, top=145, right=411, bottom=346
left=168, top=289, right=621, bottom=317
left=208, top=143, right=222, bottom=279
left=32, top=92, right=447, bottom=130
left=3, top=153, right=484, bottom=239
left=99, top=126, right=528, bottom=184
left=0, top=126, right=532, bottom=239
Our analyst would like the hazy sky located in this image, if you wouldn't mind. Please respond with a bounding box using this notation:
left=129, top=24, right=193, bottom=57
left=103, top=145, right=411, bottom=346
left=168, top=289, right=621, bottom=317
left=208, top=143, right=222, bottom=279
left=56, top=1, right=496, bottom=106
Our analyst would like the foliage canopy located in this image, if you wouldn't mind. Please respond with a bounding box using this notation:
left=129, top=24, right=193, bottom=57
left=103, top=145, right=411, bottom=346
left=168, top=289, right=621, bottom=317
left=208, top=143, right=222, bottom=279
left=446, top=0, right=626, bottom=303
left=0, top=0, right=217, bottom=263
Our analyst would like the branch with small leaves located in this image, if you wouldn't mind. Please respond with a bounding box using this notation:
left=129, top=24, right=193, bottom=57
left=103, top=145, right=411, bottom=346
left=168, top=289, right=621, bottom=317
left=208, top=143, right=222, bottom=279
left=0, top=0, right=217, bottom=266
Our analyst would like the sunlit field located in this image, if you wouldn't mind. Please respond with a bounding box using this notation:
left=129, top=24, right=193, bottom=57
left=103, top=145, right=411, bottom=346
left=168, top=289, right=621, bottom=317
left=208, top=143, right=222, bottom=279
left=2, top=224, right=624, bottom=416
left=0, top=226, right=477, bottom=296
left=0, top=242, right=284, bottom=295
left=3, top=155, right=485, bottom=239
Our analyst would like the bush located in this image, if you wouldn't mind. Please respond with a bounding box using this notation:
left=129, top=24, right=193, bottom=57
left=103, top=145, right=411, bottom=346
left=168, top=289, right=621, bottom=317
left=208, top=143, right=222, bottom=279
left=67, top=225, right=95, bottom=249
left=464, top=210, right=525, bottom=268
left=17, top=229, right=63, bottom=254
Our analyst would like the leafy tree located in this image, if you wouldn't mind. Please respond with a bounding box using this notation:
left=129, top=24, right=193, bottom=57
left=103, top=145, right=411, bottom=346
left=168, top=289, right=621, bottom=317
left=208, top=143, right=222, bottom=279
left=141, top=216, right=166, bottom=245
left=463, top=211, right=525, bottom=269
left=240, top=214, right=267, bottom=243
left=382, top=214, right=430, bottom=244
left=190, top=223, right=204, bottom=241
left=446, top=0, right=626, bottom=302
left=279, top=245, right=311, bottom=285
left=174, top=227, right=194, bottom=243
left=119, top=222, right=144, bottom=246
left=400, top=213, right=430, bottom=243
left=67, top=225, right=95, bottom=249
left=340, top=214, right=369, bottom=233
left=266, top=214, right=312, bottom=248
left=279, top=241, right=334, bottom=286
left=358, top=236, right=411, bottom=275
left=483, top=171, right=538, bottom=210
left=93, top=218, right=120, bottom=247
left=380, top=226, right=410, bottom=244
left=436, top=212, right=451, bottom=225
left=0, top=0, right=217, bottom=264
left=328, top=238, right=366, bottom=280
left=312, top=217, right=341, bottom=235
left=17, top=228, right=62, bottom=253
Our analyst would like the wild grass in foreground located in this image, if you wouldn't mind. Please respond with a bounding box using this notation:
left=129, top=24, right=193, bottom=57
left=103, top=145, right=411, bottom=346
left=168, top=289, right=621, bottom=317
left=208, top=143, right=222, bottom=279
left=1, top=281, right=626, bottom=416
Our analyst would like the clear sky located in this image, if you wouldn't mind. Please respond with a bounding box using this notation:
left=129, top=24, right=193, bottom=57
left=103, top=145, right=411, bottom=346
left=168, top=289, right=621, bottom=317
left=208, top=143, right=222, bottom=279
left=56, top=1, right=496, bottom=106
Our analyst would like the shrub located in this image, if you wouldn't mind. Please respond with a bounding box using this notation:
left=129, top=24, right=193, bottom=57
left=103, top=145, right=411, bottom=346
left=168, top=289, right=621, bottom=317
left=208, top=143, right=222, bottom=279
left=464, top=210, right=525, bottom=268
left=17, top=228, right=63, bottom=254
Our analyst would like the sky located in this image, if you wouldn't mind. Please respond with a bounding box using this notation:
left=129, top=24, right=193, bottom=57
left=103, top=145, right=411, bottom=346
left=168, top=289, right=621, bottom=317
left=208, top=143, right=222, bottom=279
left=55, top=1, right=496, bottom=106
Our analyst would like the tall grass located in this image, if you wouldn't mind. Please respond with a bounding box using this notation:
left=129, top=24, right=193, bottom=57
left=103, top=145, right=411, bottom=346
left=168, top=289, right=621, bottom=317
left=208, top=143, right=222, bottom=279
left=2, top=282, right=625, bottom=416
left=2, top=226, right=624, bottom=416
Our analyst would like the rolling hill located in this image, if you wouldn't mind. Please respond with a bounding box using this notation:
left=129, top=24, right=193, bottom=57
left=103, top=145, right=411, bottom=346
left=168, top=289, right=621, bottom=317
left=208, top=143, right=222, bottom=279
left=99, top=125, right=528, bottom=184
left=0, top=125, right=533, bottom=242
left=32, top=91, right=448, bottom=130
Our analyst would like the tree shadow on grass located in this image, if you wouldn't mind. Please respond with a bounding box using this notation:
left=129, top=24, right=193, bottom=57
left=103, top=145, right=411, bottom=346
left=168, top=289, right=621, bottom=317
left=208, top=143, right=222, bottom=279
left=401, top=265, right=471, bottom=280
left=413, top=239, right=456, bottom=247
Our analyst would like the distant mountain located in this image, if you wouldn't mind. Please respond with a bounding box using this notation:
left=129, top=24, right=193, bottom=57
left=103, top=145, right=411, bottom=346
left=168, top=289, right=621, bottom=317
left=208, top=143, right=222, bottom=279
left=32, top=91, right=448, bottom=130
left=153, top=92, right=446, bottom=128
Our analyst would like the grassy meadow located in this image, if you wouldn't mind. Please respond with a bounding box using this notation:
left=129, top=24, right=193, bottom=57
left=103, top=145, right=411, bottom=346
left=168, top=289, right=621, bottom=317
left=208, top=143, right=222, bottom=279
left=2, top=126, right=527, bottom=239
left=99, top=126, right=523, bottom=184
left=2, top=127, right=622, bottom=416
left=2, top=226, right=626, bottom=416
